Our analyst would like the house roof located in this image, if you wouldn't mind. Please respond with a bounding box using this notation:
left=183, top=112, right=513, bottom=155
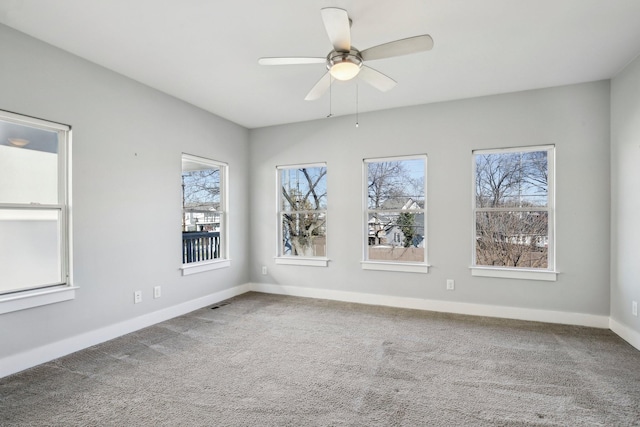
left=1, top=1, right=639, bottom=129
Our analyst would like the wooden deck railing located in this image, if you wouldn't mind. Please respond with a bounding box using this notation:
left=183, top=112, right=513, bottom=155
left=182, top=231, right=220, bottom=264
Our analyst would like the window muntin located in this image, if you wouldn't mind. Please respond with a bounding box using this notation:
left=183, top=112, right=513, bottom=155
left=181, top=154, right=227, bottom=266
left=0, top=111, right=70, bottom=296
left=473, top=146, right=554, bottom=270
left=277, top=164, right=327, bottom=258
left=364, top=156, right=427, bottom=264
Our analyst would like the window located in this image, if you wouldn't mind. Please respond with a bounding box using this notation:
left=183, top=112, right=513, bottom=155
left=180, top=154, right=229, bottom=275
left=0, top=110, right=74, bottom=314
left=363, top=155, right=428, bottom=273
left=276, top=164, right=328, bottom=267
left=472, top=146, right=556, bottom=281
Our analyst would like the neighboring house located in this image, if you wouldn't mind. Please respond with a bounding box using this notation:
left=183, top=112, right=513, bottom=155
left=368, top=198, right=425, bottom=248
left=483, top=234, right=548, bottom=248
left=183, top=202, right=220, bottom=232
left=476, top=210, right=549, bottom=249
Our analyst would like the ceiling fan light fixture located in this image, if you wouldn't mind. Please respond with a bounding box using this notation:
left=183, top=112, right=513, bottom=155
left=330, top=61, right=361, bottom=80
left=258, top=8, right=433, bottom=101
left=327, top=49, right=362, bottom=81
left=8, top=138, right=30, bottom=147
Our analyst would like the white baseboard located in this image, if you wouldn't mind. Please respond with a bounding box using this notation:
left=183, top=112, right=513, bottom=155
left=609, top=318, right=640, bottom=351
left=4, top=282, right=635, bottom=379
left=0, top=283, right=251, bottom=379
left=249, top=283, right=610, bottom=329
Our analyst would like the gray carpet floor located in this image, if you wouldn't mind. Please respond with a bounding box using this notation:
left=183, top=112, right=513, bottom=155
left=1, top=292, right=639, bottom=426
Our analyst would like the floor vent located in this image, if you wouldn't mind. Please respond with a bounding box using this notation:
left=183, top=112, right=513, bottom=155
left=211, top=301, right=230, bottom=310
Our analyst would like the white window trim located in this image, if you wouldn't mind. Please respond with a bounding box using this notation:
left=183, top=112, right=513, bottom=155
left=275, top=163, right=329, bottom=266
left=0, top=111, right=73, bottom=314
left=361, top=261, right=430, bottom=274
left=471, top=145, right=556, bottom=281
left=181, top=154, right=229, bottom=275
left=180, top=259, right=231, bottom=276
left=362, top=154, right=429, bottom=273
left=0, top=286, right=78, bottom=315
left=275, top=257, right=329, bottom=267
left=470, top=266, right=557, bottom=281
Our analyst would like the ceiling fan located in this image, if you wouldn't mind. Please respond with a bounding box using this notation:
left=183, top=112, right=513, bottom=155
left=258, top=7, right=434, bottom=101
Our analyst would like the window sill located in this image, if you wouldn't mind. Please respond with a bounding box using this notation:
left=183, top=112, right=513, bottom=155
left=0, top=285, right=77, bottom=315
left=181, top=259, right=231, bottom=276
left=361, top=261, right=430, bottom=274
left=470, top=266, right=558, bottom=281
left=274, top=257, right=329, bottom=267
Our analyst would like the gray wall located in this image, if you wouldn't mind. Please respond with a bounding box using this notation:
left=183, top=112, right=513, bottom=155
left=611, top=54, right=640, bottom=335
left=0, top=25, right=250, bottom=359
left=0, top=20, right=629, bottom=368
left=250, top=81, right=611, bottom=316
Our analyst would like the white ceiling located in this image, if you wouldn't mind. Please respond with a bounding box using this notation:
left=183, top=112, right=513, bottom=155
left=1, top=0, right=640, bottom=129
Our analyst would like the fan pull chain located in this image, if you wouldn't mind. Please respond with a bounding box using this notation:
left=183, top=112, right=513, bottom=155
left=355, top=83, right=359, bottom=128
left=327, top=77, right=333, bottom=118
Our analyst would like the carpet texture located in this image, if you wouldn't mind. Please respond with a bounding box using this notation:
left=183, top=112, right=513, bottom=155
left=1, top=292, right=639, bottom=426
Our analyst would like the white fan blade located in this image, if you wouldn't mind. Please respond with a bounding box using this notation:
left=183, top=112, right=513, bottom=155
left=321, top=7, right=351, bottom=52
left=358, top=66, right=397, bottom=92
left=258, top=57, right=326, bottom=65
left=360, top=35, right=434, bottom=61
left=305, top=72, right=332, bottom=101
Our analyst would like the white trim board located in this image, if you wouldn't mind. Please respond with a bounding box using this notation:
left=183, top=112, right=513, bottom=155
left=3, top=283, right=636, bottom=379
left=609, top=317, right=640, bottom=351
left=0, top=283, right=251, bottom=379
left=250, top=283, right=610, bottom=329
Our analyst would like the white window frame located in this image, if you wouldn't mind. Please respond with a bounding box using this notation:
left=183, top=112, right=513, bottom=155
left=471, top=145, right=557, bottom=281
left=180, top=154, right=230, bottom=275
left=275, top=163, right=329, bottom=267
left=0, top=110, right=75, bottom=314
left=362, top=155, right=429, bottom=274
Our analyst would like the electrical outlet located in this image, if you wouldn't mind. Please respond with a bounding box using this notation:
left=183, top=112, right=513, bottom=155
left=261, top=266, right=267, bottom=275
left=154, top=286, right=161, bottom=299
left=446, top=279, right=455, bottom=290
left=633, top=301, right=638, bottom=317
left=134, top=290, right=142, bottom=304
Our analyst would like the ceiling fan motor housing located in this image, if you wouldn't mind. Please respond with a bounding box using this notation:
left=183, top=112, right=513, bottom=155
left=257, top=7, right=433, bottom=99
left=327, top=48, right=363, bottom=80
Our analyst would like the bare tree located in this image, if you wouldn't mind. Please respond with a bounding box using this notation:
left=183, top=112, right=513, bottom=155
left=281, top=167, right=327, bottom=256
left=182, top=168, right=220, bottom=231
left=475, top=151, right=548, bottom=268
left=368, top=162, right=406, bottom=209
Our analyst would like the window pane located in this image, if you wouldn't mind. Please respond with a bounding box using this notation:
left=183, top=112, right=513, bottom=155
left=0, top=120, right=59, bottom=204
left=475, top=211, right=548, bottom=268
left=365, top=156, right=426, bottom=265
left=280, top=167, right=327, bottom=211
left=181, top=155, right=226, bottom=265
left=367, top=212, right=425, bottom=262
left=281, top=212, right=326, bottom=257
left=0, top=112, right=69, bottom=296
left=368, top=159, right=424, bottom=210
left=0, top=209, right=62, bottom=293
left=475, top=151, right=548, bottom=208
left=182, top=163, right=220, bottom=232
